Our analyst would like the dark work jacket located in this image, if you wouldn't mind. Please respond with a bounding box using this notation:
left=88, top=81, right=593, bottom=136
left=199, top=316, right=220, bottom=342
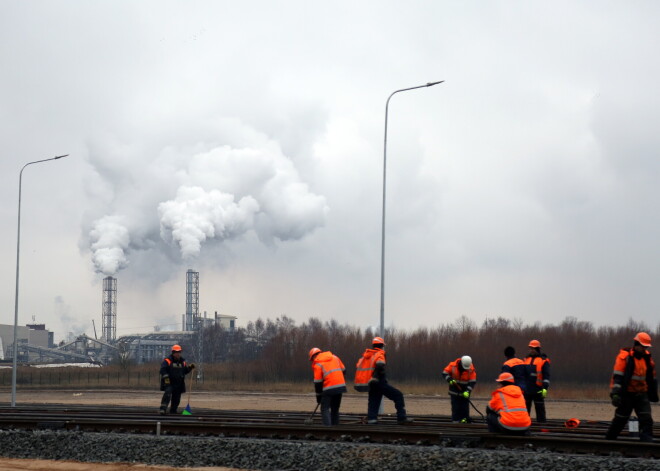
left=160, top=354, right=192, bottom=391
left=502, top=357, right=529, bottom=394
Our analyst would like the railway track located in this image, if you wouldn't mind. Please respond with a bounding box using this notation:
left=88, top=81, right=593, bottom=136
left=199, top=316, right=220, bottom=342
left=0, top=405, right=658, bottom=458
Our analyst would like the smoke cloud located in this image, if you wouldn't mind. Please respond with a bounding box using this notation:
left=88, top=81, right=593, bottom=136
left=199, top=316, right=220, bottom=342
left=84, top=129, right=328, bottom=277
left=158, top=187, right=259, bottom=259
left=89, top=215, right=130, bottom=275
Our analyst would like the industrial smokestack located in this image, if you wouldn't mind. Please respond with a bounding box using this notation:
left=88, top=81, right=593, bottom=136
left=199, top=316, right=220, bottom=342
left=102, top=276, right=117, bottom=342
left=185, top=269, right=199, bottom=331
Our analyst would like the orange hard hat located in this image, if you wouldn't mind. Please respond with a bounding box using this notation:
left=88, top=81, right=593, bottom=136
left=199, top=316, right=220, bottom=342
left=634, top=332, right=652, bottom=347
left=372, top=336, right=385, bottom=345
left=564, top=418, right=580, bottom=428
left=496, top=372, right=514, bottom=382
left=172, top=344, right=182, bottom=352
left=528, top=339, right=541, bottom=348
left=308, top=347, right=321, bottom=361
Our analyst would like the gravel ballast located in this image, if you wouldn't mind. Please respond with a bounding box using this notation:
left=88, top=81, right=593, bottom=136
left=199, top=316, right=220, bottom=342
left=0, top=430, right=658, bottom=471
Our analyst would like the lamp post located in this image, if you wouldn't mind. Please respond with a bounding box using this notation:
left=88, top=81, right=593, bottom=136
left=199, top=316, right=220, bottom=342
left=379, top=82, right=443, bottom=337
left=11, top=154, right=69, bottom=407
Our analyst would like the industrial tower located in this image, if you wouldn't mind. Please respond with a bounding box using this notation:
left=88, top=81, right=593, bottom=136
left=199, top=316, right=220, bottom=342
left=185, top=269, right=199, bottom=331
left=102, top=276, right=117, bottom=342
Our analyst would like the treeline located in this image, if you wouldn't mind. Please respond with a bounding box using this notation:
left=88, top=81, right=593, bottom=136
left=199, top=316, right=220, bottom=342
left=185, top=316, right=659, bottom=389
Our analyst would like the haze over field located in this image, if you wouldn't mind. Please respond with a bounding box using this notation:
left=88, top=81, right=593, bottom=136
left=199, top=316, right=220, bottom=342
left=1, top=2, right=660, bottom=341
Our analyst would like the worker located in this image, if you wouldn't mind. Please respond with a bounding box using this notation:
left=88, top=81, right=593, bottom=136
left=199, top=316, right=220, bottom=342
left=159, top=344, right=195, bottom=415
left=502, top=346, right=529, bottom=394
left=523, top=339, right=550, bottom=423
left=309, top=347, right=347, bottom=426
left=442, top=355, right=477, bottom=423
left=605, top=332, right=658, bottom=442
left=354, top=337, right=413, bottom=425
left=486, top=372, right=531, bottom=435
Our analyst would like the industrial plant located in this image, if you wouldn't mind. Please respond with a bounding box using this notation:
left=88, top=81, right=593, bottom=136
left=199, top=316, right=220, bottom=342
left=0, top=269, right=236, bottom=366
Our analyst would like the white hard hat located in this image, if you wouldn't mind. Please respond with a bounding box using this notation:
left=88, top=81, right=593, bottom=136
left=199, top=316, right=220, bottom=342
left=461, top=355, right=472, bottom=369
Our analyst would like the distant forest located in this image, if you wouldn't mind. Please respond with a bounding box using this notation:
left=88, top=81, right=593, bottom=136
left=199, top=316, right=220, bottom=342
left=184, top=316, right=659, bottom=388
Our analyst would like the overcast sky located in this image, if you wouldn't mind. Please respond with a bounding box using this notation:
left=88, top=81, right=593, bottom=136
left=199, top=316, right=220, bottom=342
left=1, top=2, right=659, bottom=342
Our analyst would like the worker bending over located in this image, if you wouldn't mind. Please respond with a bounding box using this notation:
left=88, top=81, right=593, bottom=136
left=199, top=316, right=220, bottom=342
left=442, top=355, right=477, bottom=423
left=309, top=347, right=347, bottom=426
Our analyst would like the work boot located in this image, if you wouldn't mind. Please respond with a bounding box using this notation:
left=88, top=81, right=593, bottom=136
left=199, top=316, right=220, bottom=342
left=397, top=417, right=414, bottom=425
left=170, top=409, right=178, bottom=414
left=367, top=419, right=378, bottom=425
left=158, top=407, right=167, bottom=415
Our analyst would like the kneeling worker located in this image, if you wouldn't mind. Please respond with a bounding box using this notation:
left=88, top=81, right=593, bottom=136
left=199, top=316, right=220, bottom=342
left=486, top=372, right=531, bottom=435
left=309, top=347, right=347, bottom=426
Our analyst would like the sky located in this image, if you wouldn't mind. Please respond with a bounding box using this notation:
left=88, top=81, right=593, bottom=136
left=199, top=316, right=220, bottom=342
left=1, top=2, right=659, bottom=342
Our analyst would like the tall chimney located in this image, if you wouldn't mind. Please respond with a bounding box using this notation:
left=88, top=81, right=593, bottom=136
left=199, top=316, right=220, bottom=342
left=185, top=269, right=199, bottom=331
left=102, top=276, right=117, bottom=342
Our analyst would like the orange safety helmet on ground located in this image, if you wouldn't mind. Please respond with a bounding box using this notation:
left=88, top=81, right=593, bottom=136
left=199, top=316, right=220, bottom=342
left=564, top=418, right=580, bottom=429
left=372, top=337, right=385, bottom=345
left=496, top=372, right=515, bottom=383
left=634, top=332, right=652, bottom=347
left=528, top=339, right=541, bottom=348
left=172, top=344, right=182, bottom=352
left=308, top=347, right=322, bottom=361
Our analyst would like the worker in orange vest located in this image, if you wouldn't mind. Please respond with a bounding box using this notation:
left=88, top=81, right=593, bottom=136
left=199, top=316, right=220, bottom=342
left=442, top=356, right=477, bottom=423
left=354, top=337, right=413, bottom=425
left=159, top=344, right=195, bottom=415
left=502, top=346, right=529, bottom=394
left=606, top=332, right=658, bottom=442
left=486, top=372, right=531, bottom=435
left=309, top=348, right=347, bottom=426
left=523, top=339, right=550, bottom=423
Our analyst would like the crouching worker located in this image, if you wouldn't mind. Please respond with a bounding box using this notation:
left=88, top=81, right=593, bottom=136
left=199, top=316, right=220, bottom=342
left=159, top=344, right=195, bottom=415
left=486, top=372, right=531, bottom=435
left=309, top=347, right=347, bottom=426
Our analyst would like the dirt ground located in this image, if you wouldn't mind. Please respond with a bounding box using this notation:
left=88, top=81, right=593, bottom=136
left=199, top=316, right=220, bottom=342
left=1, top=388, right=657, bottom=470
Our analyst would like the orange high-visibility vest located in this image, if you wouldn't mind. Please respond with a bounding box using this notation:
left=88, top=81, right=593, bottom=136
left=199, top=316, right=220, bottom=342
left=489, top=385, right=531, bottom=431
left=312, top=351, right=347, bottom=393
left=524, top=356, right=550, bottom=388
left=354, top=348, right=385, bottom=392
left=443, top=358, right=477, bottom=395
left=611, top=348, right=656, bottom=393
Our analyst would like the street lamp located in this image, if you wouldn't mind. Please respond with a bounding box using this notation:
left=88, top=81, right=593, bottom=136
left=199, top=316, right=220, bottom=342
left=379, top=82, right=443, bottom=337
left=11, top=154, right=69, bottom=407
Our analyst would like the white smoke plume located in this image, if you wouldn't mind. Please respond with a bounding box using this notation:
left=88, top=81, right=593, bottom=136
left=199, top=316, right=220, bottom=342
left=158, top=187, right=259, bottom=259
left=84, top=124, right=328, bottom=276
left=89, top=215, right=130, bottom=275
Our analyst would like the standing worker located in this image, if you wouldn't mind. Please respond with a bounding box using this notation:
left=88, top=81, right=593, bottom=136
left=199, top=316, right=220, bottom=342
left=606, top=332, right=658, bottom=442
left=159, top=344, right=195, bottom=415
left=502, top=346, right=528, bottom=394
left=309, top=347, right=347, bottom=426
left=442, top=355, right=477, bottom=423
left=486, top=372, right=531, bottom=435
left=523, top=339, right=550, bottom=423
left=354, top=337, right=413, bottom=425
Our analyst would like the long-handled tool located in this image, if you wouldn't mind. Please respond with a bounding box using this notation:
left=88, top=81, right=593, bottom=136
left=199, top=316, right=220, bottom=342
left=304, top=403, right=320, bottom=425
left=452, top=381, right=485, bottom=423
left=182, top=370, right=194, bottom=415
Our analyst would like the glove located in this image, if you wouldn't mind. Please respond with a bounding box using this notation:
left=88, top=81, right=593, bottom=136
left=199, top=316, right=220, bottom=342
left=610, top=393, right=622, bottom=407
left=461, top=391, right=470, bottom=399
left=316, top=394, right=322, bottom=405
left=448, top=379, right=457, bottom=386
left=163, top=377, right=170, bottom=385
left=538, top=388, right=547, bottom=398
left=189, top=363, right=196, bottom=370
